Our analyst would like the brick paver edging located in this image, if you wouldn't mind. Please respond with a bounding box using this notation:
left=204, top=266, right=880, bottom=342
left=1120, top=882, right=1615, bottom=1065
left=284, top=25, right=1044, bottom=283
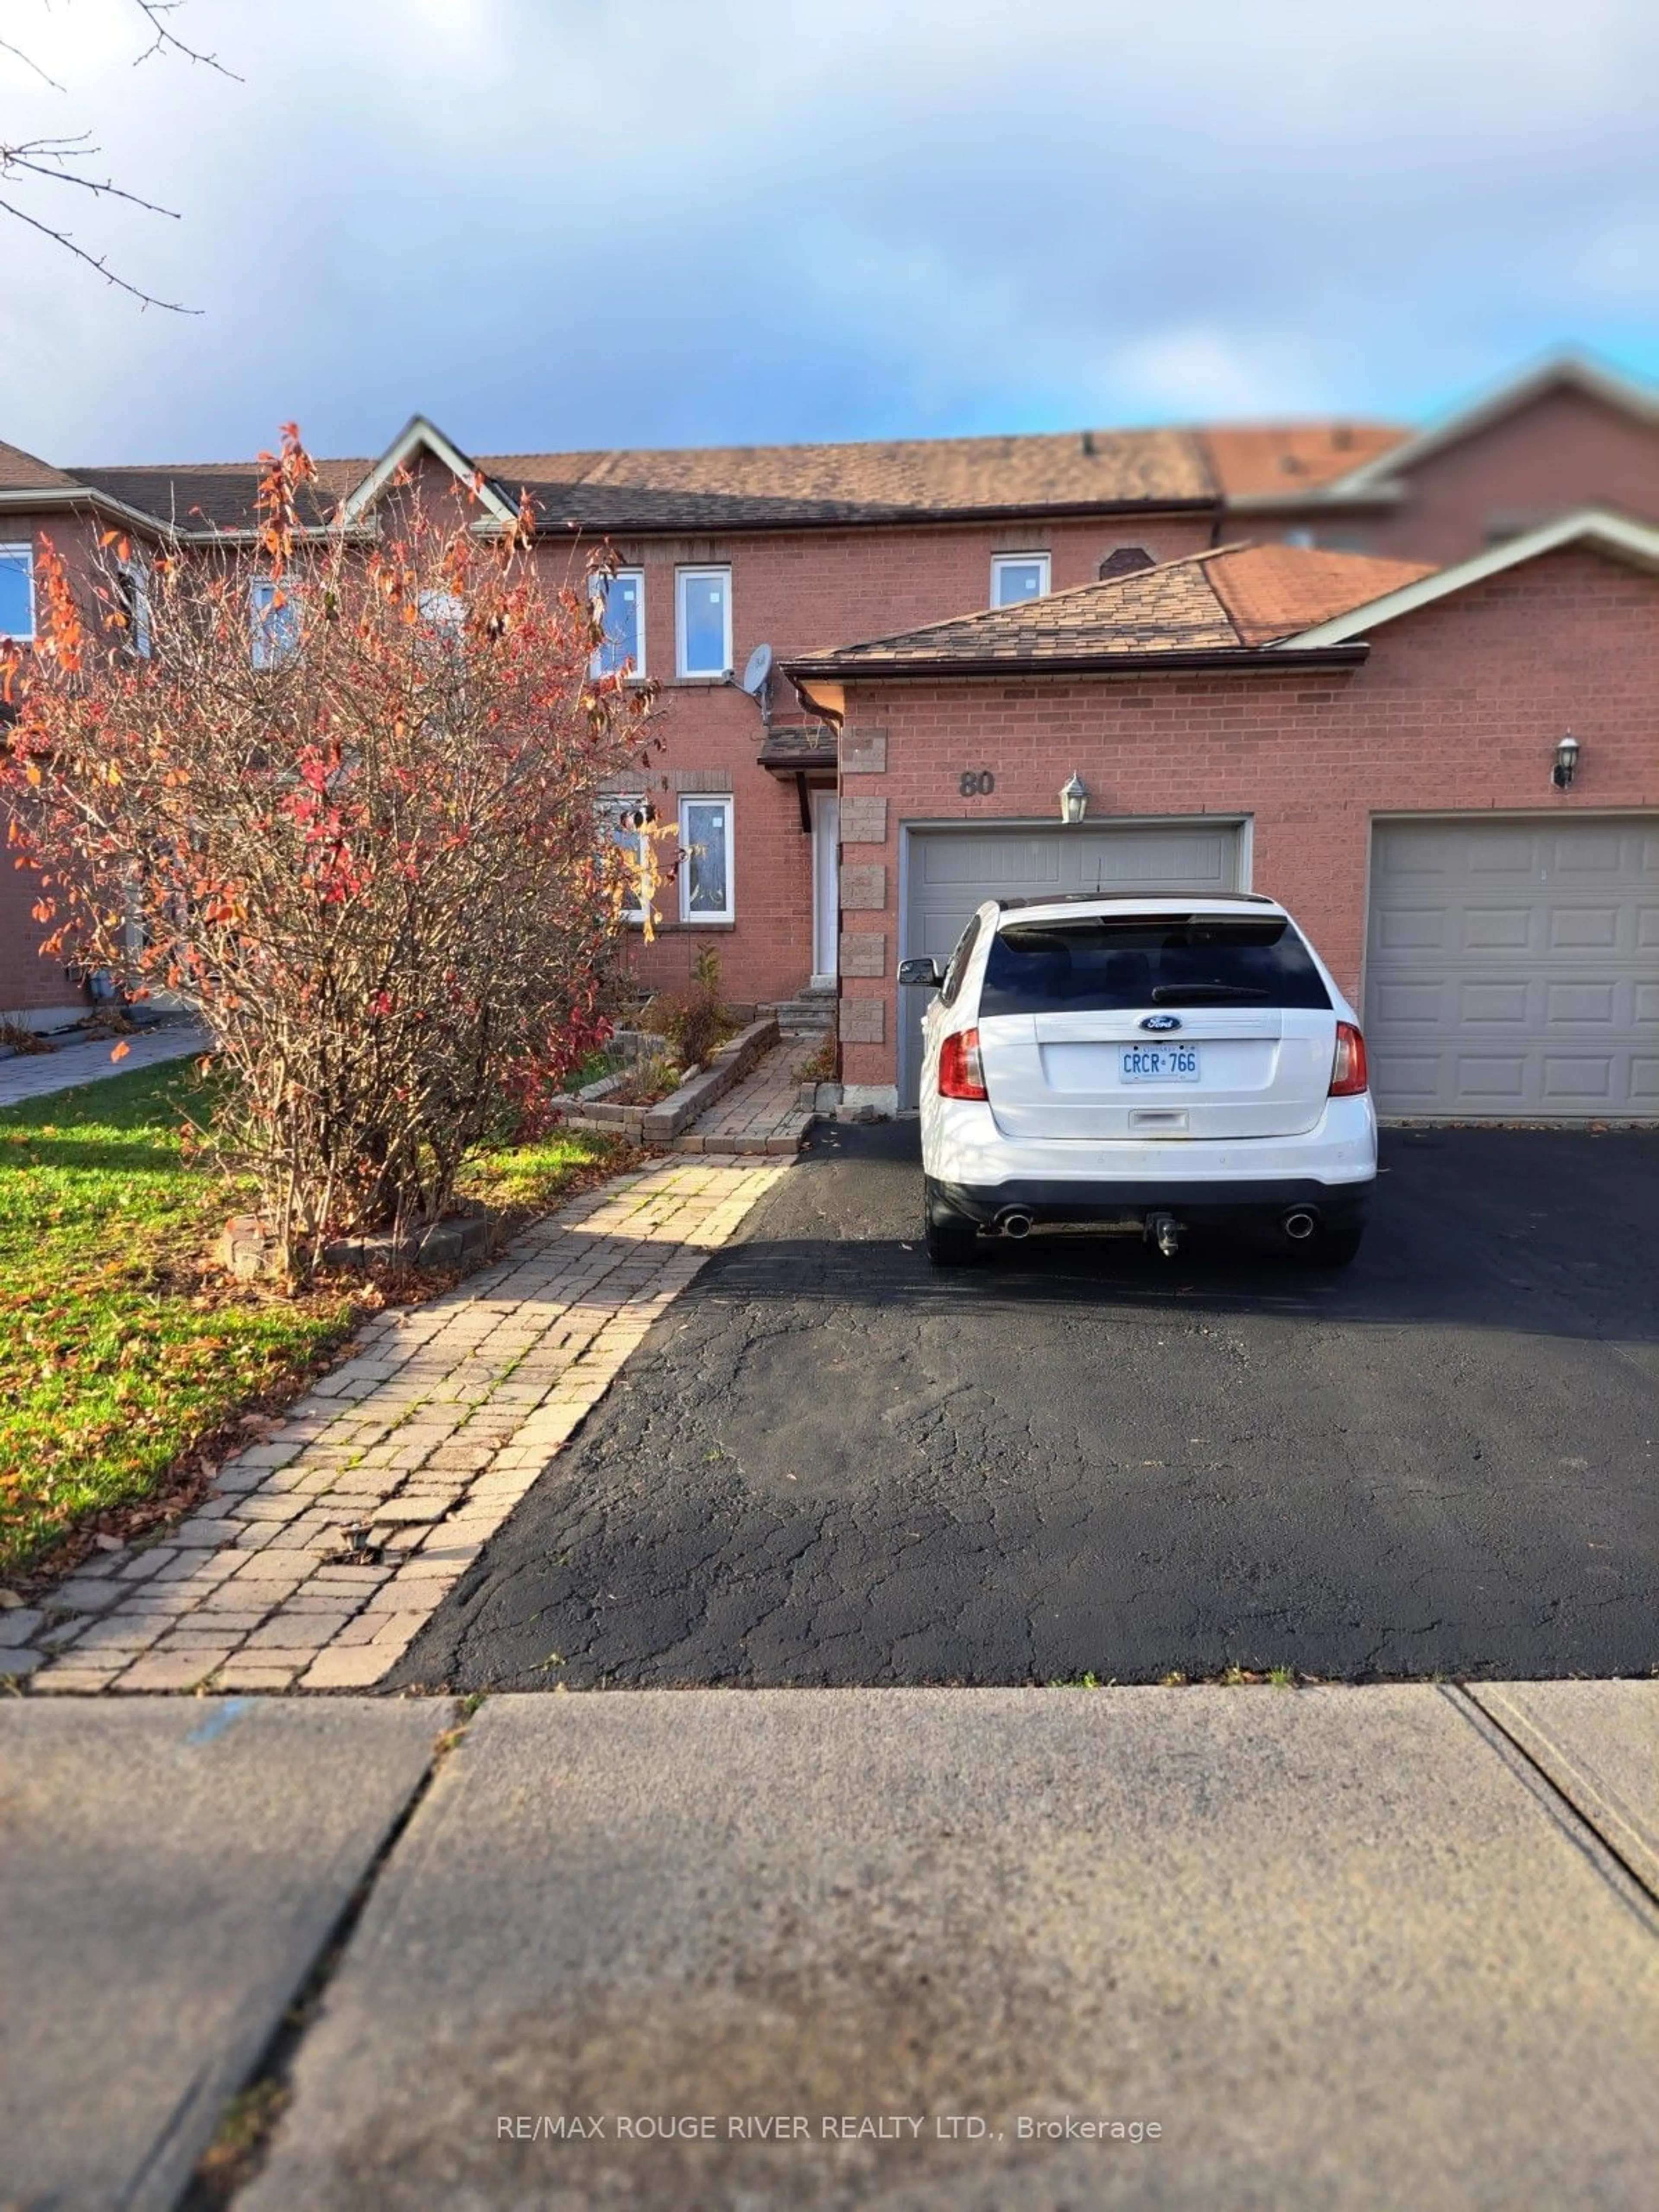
left=8, top=1158, right=788, bottom=1694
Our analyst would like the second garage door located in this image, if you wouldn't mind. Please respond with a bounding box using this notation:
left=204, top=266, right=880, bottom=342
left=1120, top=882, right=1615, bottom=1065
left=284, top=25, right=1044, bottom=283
left=1365, top=816, right=1659, bottom=1120
left=900, top=818, right=1245, bottom=1105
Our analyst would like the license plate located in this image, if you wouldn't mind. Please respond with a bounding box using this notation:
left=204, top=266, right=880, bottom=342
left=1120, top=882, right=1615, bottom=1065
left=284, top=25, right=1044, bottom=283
left=1121, top=1045, right=1201, bottom=1082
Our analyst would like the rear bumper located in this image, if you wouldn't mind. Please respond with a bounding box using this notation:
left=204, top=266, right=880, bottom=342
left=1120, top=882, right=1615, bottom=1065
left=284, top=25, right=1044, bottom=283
left=921, top=1091, right=1377, bottom=1230
left=929, top=1173, right=1375, bottom=1232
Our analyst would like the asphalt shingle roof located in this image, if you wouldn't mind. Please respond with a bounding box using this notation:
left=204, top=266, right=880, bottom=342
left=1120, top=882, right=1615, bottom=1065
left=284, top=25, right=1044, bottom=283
left=787, top=543, right=1433, bottom=672
left=0, top=439, right=83, bottom=494
left=1197, top=422, right=1404, bottom=498
left=68, top=428, right=1216, bottom=534
left=73, top=460, right=364, bottom=532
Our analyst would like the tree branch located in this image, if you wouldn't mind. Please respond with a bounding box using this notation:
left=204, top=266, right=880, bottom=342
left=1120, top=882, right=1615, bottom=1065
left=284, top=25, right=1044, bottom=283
left=1, top=132, right=184, bottom=219
left=0, top=36, right=65, bottom=92
left=0, top=189, right=199, bottom=311
left=129, top=0, right=242, bottom=80
left=0, top=0, right=236, bottom=310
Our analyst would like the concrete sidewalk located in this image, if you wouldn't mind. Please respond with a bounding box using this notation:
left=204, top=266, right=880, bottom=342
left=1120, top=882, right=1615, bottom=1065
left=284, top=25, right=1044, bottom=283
left=3, top=1682, right=1656, bottom=2210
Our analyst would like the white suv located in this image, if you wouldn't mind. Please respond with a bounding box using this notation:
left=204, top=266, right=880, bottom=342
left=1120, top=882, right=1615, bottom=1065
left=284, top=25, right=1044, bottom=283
left=899, top=892, right=1376, bottom=1268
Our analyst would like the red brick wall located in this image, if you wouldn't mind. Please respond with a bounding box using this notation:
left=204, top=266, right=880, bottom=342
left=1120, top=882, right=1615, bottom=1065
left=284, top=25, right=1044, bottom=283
left=533, top=509, right=1214, bottom=1007
left=836, top=543, right=1659, bottom=1090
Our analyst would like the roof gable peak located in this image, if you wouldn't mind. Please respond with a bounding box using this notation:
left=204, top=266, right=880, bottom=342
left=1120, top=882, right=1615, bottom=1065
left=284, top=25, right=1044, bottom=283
left=338, top=415, right=519, bottom=528
left=1318, top=352, right=1659, bottom=498
left=1278, top=506, right=1659, bottom=647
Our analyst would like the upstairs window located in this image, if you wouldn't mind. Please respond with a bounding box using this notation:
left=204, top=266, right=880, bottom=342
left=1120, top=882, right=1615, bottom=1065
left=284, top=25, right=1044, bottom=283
left=0, top=543, right=35, bottom=640
left=679, top=794, right=734, bottom=922
left=991, top=552, right=1050, bottom=607
left=249, top=577, right=301, bottom=668
left=591, top=568, right=645, bottom=680
left=675, top=566, right=731, bottom=679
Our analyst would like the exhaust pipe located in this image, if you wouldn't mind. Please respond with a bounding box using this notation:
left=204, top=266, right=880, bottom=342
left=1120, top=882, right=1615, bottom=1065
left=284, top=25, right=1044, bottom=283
left=998, top=1210, right=1033, bottom=1240
left=1281, top=1208, right=1319, bottom=1242
left=1145, top=1210, right=1182, bottom=1258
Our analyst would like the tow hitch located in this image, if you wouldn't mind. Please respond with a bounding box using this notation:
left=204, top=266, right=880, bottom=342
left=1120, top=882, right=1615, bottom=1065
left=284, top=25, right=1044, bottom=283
left=1145, top=1211, right=1182, bottom=1259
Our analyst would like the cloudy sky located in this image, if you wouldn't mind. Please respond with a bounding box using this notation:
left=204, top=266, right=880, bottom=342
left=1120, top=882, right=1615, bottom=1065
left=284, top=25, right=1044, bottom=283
left=2, top=0, right=1655, bottom=467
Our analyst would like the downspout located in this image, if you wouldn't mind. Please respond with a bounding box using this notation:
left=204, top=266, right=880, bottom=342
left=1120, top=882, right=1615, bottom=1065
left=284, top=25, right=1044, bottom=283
left=789, top=675, right=846, bottom=1088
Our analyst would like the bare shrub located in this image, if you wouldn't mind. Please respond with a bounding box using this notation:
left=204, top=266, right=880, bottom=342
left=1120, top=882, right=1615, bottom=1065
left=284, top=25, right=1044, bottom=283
left=2, top=430, right=661, bottom=1274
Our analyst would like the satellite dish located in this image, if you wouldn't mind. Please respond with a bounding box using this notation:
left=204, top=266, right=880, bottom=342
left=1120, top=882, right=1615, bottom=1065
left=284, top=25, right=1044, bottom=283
left=741, top=642, right=775, bottom=728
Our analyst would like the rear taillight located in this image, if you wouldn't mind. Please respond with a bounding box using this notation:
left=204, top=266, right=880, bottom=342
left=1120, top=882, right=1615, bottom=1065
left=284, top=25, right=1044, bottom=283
left=938, top=1027, right=988, bottom=1101
left=1329, top=1022, right=1369, bottom=1096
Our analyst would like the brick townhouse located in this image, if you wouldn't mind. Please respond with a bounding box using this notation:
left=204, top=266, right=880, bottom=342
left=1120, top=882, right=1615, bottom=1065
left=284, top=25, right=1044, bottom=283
left=1, top=353, right=1656, bottom=1122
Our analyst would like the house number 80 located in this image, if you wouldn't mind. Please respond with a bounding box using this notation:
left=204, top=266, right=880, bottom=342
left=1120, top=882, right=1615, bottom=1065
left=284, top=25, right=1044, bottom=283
left=958, top=769, right=995, bottom=797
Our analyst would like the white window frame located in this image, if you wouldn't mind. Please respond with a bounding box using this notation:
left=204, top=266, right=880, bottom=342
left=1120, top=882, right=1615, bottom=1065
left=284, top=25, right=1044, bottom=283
left=0, top=542, right=36, bottom=641
left=678, top=793, right=734, bottom=923
left=249, top=576, right=302, bottom=668
left=675, top=565, right=732, bottom=680
left=990, top=551, right=1051, bottom=607
left=598, top=794, right=655, bottom=924
left=117, top=556, right=152, bottom=658
left=591, top=567, right=646, bottom=681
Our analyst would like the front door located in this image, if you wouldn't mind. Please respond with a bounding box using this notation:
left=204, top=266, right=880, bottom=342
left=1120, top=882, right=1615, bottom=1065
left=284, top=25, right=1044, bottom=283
left=810, top=790, right=840, bottom=986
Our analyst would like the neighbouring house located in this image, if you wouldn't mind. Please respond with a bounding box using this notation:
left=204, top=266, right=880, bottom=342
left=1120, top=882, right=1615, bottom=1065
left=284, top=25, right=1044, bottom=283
left=1, top=353, right=1656, bottom=1121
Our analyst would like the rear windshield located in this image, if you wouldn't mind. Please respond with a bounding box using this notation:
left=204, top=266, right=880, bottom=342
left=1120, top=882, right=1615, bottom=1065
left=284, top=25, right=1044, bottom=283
left=979, top=916, right=1332, bottom=1015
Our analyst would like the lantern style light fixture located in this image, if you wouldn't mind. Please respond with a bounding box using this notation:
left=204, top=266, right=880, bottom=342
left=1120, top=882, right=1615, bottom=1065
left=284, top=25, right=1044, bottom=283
left=1059, top=773, right=1088, bottom=825
left=1551, top=731, right=1580, bottom=791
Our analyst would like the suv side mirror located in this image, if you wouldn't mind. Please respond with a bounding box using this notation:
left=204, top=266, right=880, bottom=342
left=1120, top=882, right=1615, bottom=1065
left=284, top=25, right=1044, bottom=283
left=897, top=957, right=944, bottom=987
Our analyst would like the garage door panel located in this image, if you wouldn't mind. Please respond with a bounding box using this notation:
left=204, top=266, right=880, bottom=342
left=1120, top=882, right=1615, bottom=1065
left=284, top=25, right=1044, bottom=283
left=921, top=836, right=1060, bottom=887
left=1382, top=1056, right=1443, bottom=1105
left=1546, top=906, right=1622, bottom=950
left=901, top=820, right=1243, bottom=1106
left=1541, top=1055, right=1615, bottom=1103
left=1454, top=1055, right=1530, bottom=1104
left=1375, top=907, right=1447, bottom=952
left=1461, top=906, right=1534, bottom=952
left=1554, top=827, right=1629, bottom=874
left=1466, top=826, right=1546, bottom=872
left=1370, top=977, right=1445, bottom=1026
left=1458, top=979, right=1532, bottom=1024
left=1367, top=817, right=1658, bottom=1121
left=1543, top=980, right=1618, bottom=1023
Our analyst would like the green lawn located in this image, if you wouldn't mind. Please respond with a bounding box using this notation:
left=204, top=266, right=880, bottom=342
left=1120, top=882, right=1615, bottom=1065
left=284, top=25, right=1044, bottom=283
left=0, top=1061, right=614, bottom=1581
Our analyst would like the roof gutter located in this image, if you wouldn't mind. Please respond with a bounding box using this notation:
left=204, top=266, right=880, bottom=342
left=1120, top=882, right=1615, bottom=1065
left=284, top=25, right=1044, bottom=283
left=0, top=484, right=178, bottom=537
left=784, top=644, right=1370, bottom=683
left=0, top=483, right=378, bottom=545
left=1224, top=485, right=1405, bottom=514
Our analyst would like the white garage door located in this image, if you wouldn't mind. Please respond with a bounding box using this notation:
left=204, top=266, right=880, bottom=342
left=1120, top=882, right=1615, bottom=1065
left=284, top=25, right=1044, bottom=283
left=900, top=819, right=1245, bottom=1105
left=1366, top=817, right=1659, bottom=1120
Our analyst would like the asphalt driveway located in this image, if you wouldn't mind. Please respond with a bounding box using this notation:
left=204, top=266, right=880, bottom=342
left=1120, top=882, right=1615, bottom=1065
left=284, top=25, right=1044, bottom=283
left=394, top=1124, right=1659, bottom=1690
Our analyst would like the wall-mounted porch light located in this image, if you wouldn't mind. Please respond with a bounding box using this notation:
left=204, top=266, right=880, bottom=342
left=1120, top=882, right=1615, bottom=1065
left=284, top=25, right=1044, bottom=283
left=1551, top=732, right=1580, bottom=791
left=1059, top=773, right=1088, bottom=825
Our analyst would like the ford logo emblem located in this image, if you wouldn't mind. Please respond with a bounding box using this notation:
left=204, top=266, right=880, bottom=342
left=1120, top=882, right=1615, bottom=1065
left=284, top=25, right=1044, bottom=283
left=1140, top=1014, right=1182, bottom=1032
